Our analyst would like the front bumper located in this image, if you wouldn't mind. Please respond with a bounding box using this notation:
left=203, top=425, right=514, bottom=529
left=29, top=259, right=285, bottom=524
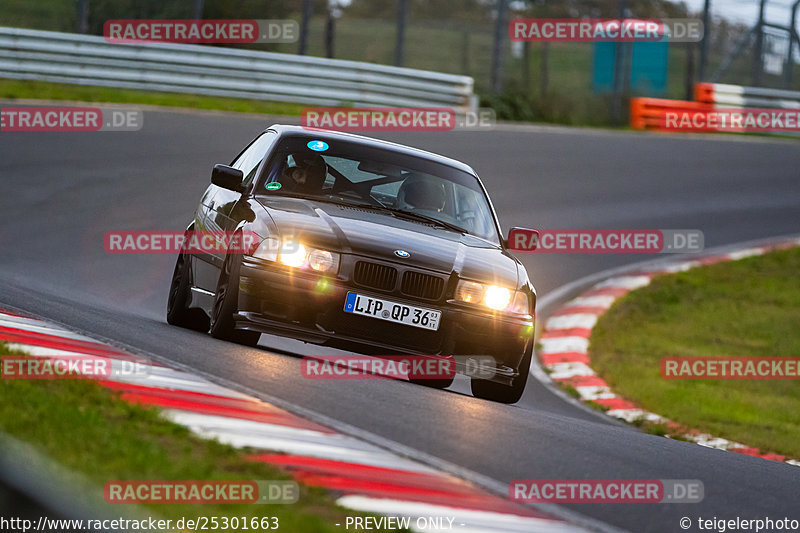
left=238, top=258, right=534, bottom=379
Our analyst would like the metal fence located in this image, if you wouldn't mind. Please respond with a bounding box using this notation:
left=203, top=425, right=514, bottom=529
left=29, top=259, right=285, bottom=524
left=0, top=27, right=477, bottom=112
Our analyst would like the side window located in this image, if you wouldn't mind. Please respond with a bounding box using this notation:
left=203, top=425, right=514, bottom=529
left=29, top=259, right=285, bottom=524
left=231, top=132, right=277, bottom=187
left=454, top=185, right=493, bottom=238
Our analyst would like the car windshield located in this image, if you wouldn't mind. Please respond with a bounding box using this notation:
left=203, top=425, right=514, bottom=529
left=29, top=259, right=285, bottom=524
left=257, top=136, right=500, bottom=243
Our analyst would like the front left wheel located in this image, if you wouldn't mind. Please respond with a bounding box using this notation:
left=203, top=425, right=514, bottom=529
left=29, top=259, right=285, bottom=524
left=209, top=253, right=261, bottom=347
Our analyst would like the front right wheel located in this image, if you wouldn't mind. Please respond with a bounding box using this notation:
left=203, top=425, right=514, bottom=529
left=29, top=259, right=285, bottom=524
left=209, top=253, right=261, bottom=347
left=409, top=375, right=455, bottom=389
left=167, top=243, right=210, bottom=332
left=470, top=345, right=532, bottom=404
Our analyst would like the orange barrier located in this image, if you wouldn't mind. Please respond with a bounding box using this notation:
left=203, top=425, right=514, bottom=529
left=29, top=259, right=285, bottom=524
left=694, top=82, right=716, bottom=104
left=633, top=83, right=800, bottom=133
left=630, top=97, right=713, bottom=130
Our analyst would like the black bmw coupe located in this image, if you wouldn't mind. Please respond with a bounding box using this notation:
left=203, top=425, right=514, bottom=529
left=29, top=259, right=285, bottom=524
left=167, top=125, right=537, bottom=403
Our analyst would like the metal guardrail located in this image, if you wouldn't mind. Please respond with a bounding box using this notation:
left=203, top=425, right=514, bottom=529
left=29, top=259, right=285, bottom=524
left=0, top=27, right=477, bottom=112
left=695, top=82, right=800, bottom=109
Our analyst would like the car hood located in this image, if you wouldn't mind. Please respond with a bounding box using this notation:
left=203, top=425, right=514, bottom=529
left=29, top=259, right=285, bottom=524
left=255, top=196, right=520, bottom=287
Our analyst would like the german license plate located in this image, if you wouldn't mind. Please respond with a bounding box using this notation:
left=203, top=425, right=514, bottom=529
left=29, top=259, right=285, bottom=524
left=343, top=292, right=441, bottom=331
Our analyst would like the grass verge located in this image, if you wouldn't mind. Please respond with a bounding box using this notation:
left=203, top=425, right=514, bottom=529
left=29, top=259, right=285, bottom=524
left=0, top=342, right=370, bottom=531
left=589, top=247, right=800, bottom=458
left=0, top=79, right=307, bottom=116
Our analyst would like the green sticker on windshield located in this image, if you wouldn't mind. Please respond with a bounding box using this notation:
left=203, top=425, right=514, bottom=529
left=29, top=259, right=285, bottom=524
left=266, top=182, right=282, bottom=191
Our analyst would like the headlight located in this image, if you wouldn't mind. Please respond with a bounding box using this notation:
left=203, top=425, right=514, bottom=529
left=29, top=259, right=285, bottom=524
left=279, top=242, right=307, bottom=268
left=252, top=237, right=279, bottom=261
left=507, top=291, right=530, bottom=315
left=454, top=280, right=528, bottom=314
left=454, top=280, right=484, bottom=304
left=251, top=239, right=339, bottom=274
left=484, top=285, right=512, bottom=310
left=308, top=249, right=337, bottom=272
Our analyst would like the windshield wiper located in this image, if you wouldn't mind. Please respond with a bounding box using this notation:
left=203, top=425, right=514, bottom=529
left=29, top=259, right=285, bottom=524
left=267, top=193, right=468, bottom=234
left=260, top=191, right=318, bottom=200
left=381, top=207, right=468, bottom=234
left=337, top=199, right=468, bottom=234
left=261, top=192, right=378, bottom=207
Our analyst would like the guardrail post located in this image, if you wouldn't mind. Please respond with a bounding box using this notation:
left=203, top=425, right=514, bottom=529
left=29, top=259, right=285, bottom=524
left=76, top=0, right=89, bottom=34
left=698, top=0, right=711, bottom=81
left=395, top=0, right=408, bottom=67
left=299, top=0, right=313, bottom=55
left=783, top=0, right=800, bottom=88
left=752, top=0, right=766, bottom=87
left=611, top=0, right=629, bottom=123
left=192, top=0, right=204, bottom=20
left=490, top=0, right=508, bottom=94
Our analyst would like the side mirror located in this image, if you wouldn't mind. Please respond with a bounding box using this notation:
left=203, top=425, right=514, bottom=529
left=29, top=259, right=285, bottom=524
left=506, top=227, right=539, bottom=251
left=211, top=164, right=245, bottom=193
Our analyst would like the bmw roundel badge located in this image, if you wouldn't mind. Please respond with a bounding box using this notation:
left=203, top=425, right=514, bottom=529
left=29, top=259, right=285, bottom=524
left=393, top=249, right=410, bottom=258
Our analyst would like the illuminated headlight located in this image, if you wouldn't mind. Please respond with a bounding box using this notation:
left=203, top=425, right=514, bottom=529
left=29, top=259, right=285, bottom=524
left=251, top=239, right=339, bottom=274
left=279, top=242, right=307, bottom=268
left=484, top=285, right=512, bottom=310
left=455, top=280, right=528, bottom=314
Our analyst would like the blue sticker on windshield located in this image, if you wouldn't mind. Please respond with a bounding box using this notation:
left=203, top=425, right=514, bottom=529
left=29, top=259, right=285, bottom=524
left=307, top=140, right=329, bottom=152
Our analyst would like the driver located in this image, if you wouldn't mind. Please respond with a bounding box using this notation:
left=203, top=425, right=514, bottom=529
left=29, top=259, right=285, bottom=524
left=282, top=152, right=327, bottom=193
left=396, top=173, right=446, bottom=214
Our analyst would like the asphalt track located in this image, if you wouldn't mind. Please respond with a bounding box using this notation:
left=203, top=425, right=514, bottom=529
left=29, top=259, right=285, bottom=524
left=1, top=108, right=800, bottom=532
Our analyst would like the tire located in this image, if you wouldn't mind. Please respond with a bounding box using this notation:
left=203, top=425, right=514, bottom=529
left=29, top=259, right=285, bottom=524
left=209, top=252, right=260, bottom=347
left=470, top=345, right=532, bottom=404
left=166, top=247, right=210, bottom=332
left=407, top=355, right=455, bottom=389
left=408, top=376, right=455, bottom=389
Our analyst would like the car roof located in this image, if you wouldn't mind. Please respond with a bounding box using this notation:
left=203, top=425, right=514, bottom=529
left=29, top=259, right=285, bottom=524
left=265, top=124, right=478, bottom=176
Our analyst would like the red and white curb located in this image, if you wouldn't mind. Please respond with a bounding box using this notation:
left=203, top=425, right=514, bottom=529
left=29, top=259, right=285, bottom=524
left=538, top=237, right=800, bottom=466
left=0, top=310, right=581, bottom=533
